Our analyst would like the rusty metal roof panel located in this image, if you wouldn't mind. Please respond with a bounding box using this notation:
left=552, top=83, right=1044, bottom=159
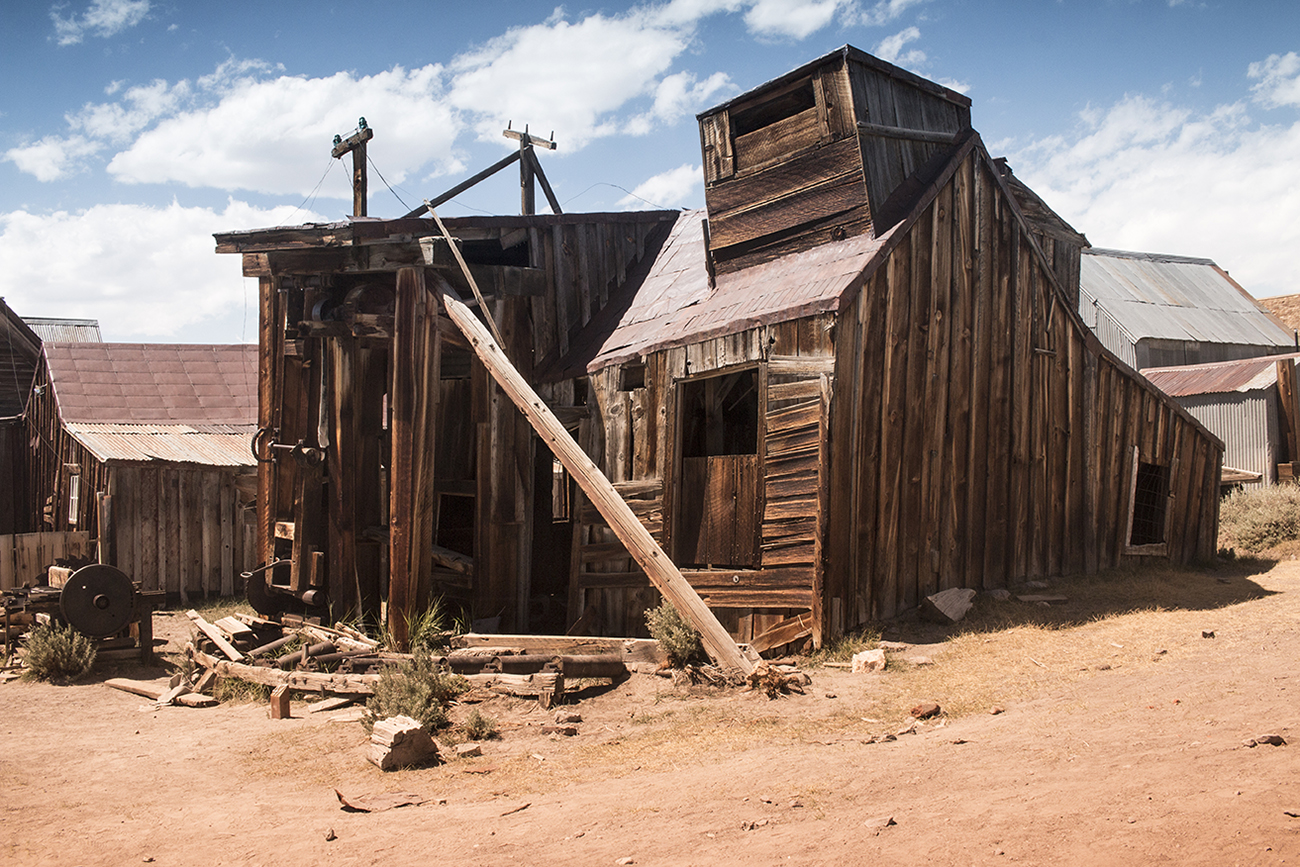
left=584, top=210, right=885, bottom=369
left=1081, top=249, right=1293, bottom=348
left=23, top=317, right=102, bottom=344
left=1140, top=352, right=1300, bottom=397
left=63, top=422, right=257, bottom=466
left=44, top=343, right=257, bottom=425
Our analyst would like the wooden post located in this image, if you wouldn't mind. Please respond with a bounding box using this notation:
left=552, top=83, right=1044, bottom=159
left=331, top=122, right=375, bottom=218
left=428, top=271, right=752, bottom=676
left=388, top=267, right=440, bottom=648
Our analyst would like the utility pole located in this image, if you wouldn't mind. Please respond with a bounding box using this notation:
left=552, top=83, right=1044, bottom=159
left=503, top=123, right=558, bottom=216
left=332, top=118, right=374, bottom=217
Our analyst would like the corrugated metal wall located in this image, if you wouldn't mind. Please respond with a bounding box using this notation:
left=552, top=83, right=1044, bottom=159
left=1177, top=391, right=1276, bottom=484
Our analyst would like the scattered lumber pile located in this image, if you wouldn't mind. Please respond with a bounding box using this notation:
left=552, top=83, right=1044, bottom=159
left=184, top=616, right=644, bottom=709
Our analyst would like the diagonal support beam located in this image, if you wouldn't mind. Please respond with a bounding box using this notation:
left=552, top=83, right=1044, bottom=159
left=425, top=268, right=753, bottom=676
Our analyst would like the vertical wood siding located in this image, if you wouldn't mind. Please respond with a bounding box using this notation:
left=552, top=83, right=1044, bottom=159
left=824, top=147, right=1222, bottom=627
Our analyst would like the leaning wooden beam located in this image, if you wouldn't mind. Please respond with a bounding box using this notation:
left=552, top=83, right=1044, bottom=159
left=427, top=270, right=754, bottom=676
left=401, top=151, right=522, bottom=219
left=524, top=147, right=563, bottom=215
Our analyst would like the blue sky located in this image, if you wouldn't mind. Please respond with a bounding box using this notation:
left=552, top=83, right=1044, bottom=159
left=2, top=0, right=1299, bottom=343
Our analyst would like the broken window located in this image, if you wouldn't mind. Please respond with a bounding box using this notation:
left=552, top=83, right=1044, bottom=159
left=731, top=78, right=816, bottom=138
left=1128, top=454, right=1169, bottom=547
left=680, top=369, right=759, bottom=458
left=67, top=473, right=80, bottom=526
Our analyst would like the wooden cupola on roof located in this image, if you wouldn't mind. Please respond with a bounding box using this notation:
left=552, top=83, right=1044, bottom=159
left=698, top=45, right=972, bottom=273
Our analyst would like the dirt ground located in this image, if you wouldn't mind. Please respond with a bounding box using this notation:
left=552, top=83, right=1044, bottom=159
left=4, top=557, right=1300, bottom=867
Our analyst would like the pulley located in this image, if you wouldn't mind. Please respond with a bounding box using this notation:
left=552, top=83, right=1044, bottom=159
left=60, top=564, right=135, bottom=638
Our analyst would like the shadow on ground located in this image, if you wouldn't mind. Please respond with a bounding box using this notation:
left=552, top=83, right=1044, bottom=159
left=865, top=556, right=1280, bottom=648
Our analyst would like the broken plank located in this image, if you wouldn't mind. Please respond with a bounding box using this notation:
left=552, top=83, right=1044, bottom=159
left=187, top=610, right=245, bottom=661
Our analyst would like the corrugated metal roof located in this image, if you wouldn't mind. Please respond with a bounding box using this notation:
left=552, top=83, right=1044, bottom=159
left=568, top=210, right=888, bottom=372
left=23, top=317, right=102, bottom=343
left=1140, top=351, right=1300, bottom=396
left=63, top=422, right=258, bottom=466
left=44, top=342, right=257, bottom=425
left=1080, top=249, right=1293, bottom=349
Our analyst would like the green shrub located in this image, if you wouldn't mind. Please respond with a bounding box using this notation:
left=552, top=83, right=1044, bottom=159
left=362, top=650, right=469, bottom=734
left=1219, top=484, right=1300, bottom=552
left=645, top=601, right=704, bottom=668
left=461, top=708, right=499, bottom=741
left=22, top=621, right=96, bottom=683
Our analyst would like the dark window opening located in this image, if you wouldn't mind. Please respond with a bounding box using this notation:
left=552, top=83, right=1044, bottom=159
left=1129, top=461, right=1169, bottom=546
left=435, top=493, right=475, bottom=557
left=441, top=346, right=472, bottom=380
left=461, top=238, right=531, bottom=267
left=731, top=79, right=816, bottom=138
left=620, top=361, right=646, bottom=391
left=680, top=369, right=759, bottom=458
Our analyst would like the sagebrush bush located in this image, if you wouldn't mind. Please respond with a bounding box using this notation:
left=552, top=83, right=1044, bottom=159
left=461, top=708, right=499, bottom=741
left=645, top=601, right=704, bottom=668
left=1219, top=484, right=1300, bottom=552
left=362, top=650, right=469, bottom=734
left=22, top=621, right=96, bottom=683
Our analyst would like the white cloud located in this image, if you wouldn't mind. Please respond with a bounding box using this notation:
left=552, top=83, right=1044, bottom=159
left=67, top=78, right=191, bottom=142
left=447, top=9, right=697, bottom=149
left=626, top=71, right=734, bottom=134
left=617, top=163, right=702, bottom=209
left=51, top=0, right=150, bottom=46
left=743, top=0, right=846, bottom=40
left=2, top=134, right=101, bottom=181
left=1248, top=51, right=1300, bottom=108
left=1011, top=88, right=1300, bottom=298
left=874, top=26, right=925, bottom=67
left=851, top=0, right=930, bottom=27
left=0, top=198, right=319, bottom=340
left=108, top=64, right=460, bottom=200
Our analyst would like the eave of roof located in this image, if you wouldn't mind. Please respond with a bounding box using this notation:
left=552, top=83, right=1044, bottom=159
left=64, top=422, right=258, bottom=467
left=1140, top=351, right=1300, bottom=397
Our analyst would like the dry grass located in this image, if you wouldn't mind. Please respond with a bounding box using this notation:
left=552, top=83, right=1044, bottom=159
left=223, top=557, right=1288, bottom=797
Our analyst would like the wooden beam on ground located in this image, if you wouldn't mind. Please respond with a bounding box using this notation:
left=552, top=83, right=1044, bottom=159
left=427, top=271, right=753, bottom=676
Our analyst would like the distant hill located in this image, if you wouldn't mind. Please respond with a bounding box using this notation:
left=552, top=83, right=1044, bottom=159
left=1260, top=294, right=1300, bottom=339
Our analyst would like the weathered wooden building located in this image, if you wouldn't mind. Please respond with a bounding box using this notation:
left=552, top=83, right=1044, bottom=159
left=1, top=299, right=43, bottom=536
left=25, top=342, right=259, bottom=599
left=218, top=46, right=1223, bottom=650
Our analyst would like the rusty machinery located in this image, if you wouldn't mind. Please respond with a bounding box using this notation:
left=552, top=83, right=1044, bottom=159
left=2, top=564, right=163, bottom=663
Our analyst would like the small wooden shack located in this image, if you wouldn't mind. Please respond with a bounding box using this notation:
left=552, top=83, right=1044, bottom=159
left=1143, top=352, right=1300, bottom=487
left=24, top=342, right=259, bottom=599
left=217, top=45, right=1223, bottom=649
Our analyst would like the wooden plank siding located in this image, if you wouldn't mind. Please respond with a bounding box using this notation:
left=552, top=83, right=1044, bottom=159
left=824, top=143, right=1222, bottom=628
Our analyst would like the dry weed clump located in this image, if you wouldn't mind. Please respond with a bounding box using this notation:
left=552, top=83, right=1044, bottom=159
left=362, top=650, right=469, bottom=734
left=645, top=601, right=704, bottom=668
left=21, top=621, right=97, bottom=683
left=1219, top=483, right=1300, bottom=553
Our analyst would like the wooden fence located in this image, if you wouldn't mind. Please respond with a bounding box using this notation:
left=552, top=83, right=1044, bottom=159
left=0, top=531, right=94, bottom=591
